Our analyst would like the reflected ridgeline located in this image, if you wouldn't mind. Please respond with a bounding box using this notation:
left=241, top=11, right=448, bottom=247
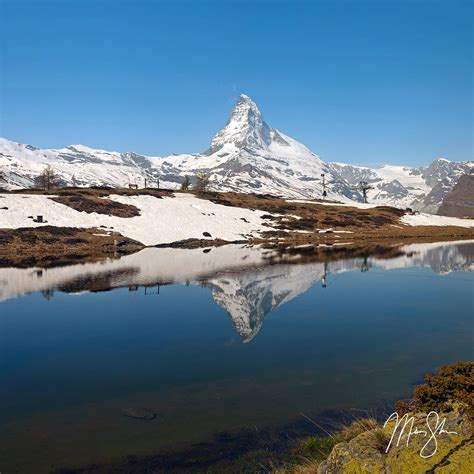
left=1, top=241, right=472, bottom=342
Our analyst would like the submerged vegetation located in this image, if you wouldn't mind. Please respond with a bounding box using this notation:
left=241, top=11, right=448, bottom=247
left=52, top=362, right=473, bottom=473
left=281, top=362, right=474, bottom=473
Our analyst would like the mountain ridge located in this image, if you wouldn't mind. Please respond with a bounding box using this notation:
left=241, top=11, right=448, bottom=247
left=1, top=94, right=472, bottom=213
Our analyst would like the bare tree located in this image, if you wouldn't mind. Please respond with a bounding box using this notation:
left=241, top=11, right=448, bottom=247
left=181, top=175, right=191, bottom=191
left=34, top=165, right=60, bottom=191
left=195, top=172, right=210, bottom=192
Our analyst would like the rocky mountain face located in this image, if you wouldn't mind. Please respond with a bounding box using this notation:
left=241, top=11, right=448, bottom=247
left=146, top=94, right=358, bottom=200
left=0, top=140, right=162, bottom=190
left=1, top=94, right=471, bottom=212
left=329, top=159, right=472, bottom=212
left=437, top=174, right=474, bottom=218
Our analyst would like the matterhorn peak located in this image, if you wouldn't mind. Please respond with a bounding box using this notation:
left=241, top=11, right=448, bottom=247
left=209, top=94, right=271, bottom=153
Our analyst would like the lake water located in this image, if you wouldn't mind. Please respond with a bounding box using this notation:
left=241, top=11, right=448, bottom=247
left=0, top=240, right=473, bottom=472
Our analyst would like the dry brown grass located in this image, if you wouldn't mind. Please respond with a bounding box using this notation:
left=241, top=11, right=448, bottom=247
left=194, top=191, right=474, bottom=243
left=0, top=226, right=143, bottom=267
left=1, top=189, right=472, bottom=259
left=338, top=418, right=379, bottom=442
left=10, top=186, right=174, bottom=198
left=9, top=186, right=176, bottom=218
left=51, top=194, right=140, bottom=217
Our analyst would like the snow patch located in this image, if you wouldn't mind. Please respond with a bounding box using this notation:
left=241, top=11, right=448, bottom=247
left=0, top=193, right=276, bottom=245
left=401, top=213, right=474, bottom=228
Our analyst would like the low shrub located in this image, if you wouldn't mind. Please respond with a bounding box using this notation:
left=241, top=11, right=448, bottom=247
left=411, top=361, right=474, bottom=420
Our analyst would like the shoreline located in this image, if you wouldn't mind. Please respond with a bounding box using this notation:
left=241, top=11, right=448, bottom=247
left=47, top=363, right=472, bottom=474
left=1, top=189, right=473, bottom=267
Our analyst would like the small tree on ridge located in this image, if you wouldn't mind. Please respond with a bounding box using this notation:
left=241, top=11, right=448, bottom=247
left=34, top=165, right=60, bottom=191
left=181, top=175, right=191, bottom=191
left=195, top=172, right=210, bottom=192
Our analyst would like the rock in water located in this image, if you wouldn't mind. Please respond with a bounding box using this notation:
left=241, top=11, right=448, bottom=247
left=121, top=408, right=157, bottom=420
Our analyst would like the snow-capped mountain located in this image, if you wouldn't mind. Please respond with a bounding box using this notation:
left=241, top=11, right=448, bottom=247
left=0, top=94, right=471, bottom=211
left=329, top=160, right=472, bottom=213
left=150, top=94, right=358, bottom=200
left=0, top=139, right=162, bottom=190
left=0, top=95, right=357, bottom=200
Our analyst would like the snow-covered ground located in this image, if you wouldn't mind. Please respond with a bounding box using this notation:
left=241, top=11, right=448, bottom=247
left=1, top=95, right=471, bottom=212
left=401, top=213, right=474, bottom=228
left=289, top=198, right=474, bottom=227
left=0, top=193, right=275, bottom=245
left=1, top=192, right=472, bottom=247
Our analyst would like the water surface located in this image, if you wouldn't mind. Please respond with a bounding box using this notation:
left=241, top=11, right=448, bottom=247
left=0, top=241, right=473, bottom=472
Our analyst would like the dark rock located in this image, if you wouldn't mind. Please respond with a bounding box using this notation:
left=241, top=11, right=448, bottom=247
left=438, top=174, right=474, bottom=218
left=121, top=408, right=156, bottom=421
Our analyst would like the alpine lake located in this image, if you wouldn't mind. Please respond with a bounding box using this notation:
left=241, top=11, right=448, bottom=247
left=0, top=240, right=473, bottom=473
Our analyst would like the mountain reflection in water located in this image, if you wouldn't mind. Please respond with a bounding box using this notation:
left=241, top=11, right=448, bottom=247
left=1, top=240, right=472, bottom=342
left=1, top=240, right=473, bottom=474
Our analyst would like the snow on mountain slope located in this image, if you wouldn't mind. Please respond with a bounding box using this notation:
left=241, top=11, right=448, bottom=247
left=0, top=95, right=358, bottom=201
left=148, top=94, right=358, bottom=200
left=329, top=160, right=473, bottom=212
left=0, top=137, right=161, bottom=190
left=1, top=94, right=471, bottom=212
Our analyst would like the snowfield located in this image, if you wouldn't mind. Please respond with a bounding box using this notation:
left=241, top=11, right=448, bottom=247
left=0, top=192, right=473, bottom=247
left=401, top=213, right=474, bottom=228
left=0, top=193, right=275, bottom=246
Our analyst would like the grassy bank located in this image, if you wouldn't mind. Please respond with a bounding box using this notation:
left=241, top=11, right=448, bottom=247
left=280, top=362, right=473, bottom=473
left=0, top=188, right=472, bottom=267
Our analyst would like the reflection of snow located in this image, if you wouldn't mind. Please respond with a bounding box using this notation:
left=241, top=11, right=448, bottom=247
left=370, top=241, right=474, bottom=274
left=0, top=245, right=273, bottom=302
left=0, top=240, right=472, bottom=342
left=205, top=263, right=325, bottom=342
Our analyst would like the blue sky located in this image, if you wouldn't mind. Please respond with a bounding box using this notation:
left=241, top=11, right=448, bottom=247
left=1, top=0, right=471, bottom=166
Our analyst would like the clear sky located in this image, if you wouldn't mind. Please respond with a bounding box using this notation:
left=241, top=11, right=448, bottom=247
left=1, top=0, right=472, bottom=166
